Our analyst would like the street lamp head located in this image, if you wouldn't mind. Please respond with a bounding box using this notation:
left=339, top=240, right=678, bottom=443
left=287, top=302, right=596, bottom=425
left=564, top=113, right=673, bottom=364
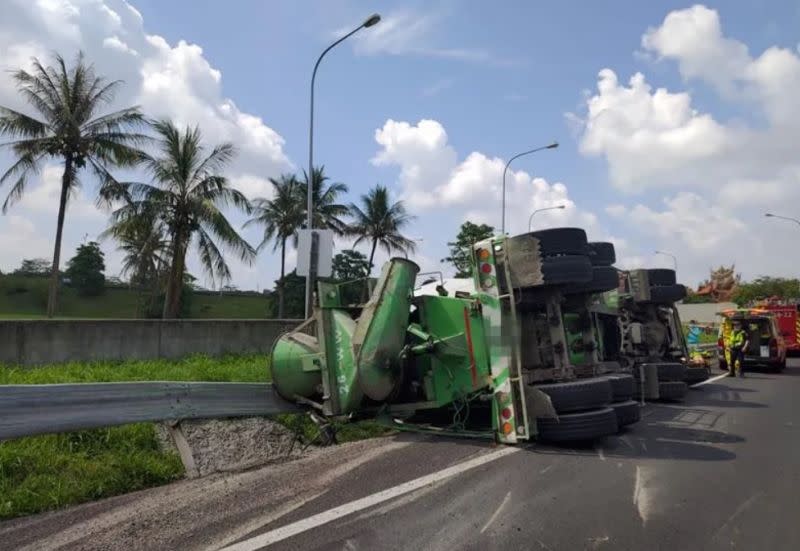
left=557, top=204, right=566, bottom=209
left=765, top=213, right=774, bottom=217
left=546, top=142, right=559, bottom=149
left=364, top=13, right=381, bottom=27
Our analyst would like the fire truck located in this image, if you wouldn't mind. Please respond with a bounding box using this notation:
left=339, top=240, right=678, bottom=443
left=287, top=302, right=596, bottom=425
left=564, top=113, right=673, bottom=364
left=752, top=298, right=800, bottom=355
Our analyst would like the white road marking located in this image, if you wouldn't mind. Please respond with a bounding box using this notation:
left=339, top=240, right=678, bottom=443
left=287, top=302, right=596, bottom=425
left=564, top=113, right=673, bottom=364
left=596, top=445, right=606, bottom=462
left=691, top=372, right=730, bottom=388
left=481, top=492, right=511, bottom=534
left=219, top=447, right=520, bottom=551
left=633, top=465, right=652, bottom=525
left=539, top=465, right=553, bottom=474
left=480, top=490, right=512, bottom=534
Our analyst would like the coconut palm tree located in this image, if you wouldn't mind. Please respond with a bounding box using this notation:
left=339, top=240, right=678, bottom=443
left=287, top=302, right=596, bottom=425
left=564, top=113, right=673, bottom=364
left=115, top=119, right=255, bottom=318
left=244, top=174, right=303, bottom=317
left=0, top=52, right=147, bottom=316
left=102, top=202, right=168, bottom=288
left=349, top=185, right=416, bottom=274
left=298, top=166, right=350, bottom=234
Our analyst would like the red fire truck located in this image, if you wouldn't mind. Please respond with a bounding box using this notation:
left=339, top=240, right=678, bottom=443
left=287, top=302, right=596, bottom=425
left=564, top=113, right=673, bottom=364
left=753, top=298, right=800, bottom=355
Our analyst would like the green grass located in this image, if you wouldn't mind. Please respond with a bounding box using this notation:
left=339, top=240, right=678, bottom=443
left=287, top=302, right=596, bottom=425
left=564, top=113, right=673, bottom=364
left=0, top=275, right=274, bottom=319
left=0, top=354, right=268, bottom=385
left=0, top=354, right=389, bottom=520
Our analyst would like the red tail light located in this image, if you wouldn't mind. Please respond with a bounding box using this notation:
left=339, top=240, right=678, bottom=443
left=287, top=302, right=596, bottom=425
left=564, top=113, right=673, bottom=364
left=717, top=337, right=724, bottom=348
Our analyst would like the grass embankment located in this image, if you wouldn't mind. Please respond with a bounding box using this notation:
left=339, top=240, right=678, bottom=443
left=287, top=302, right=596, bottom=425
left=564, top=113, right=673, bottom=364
left=0, top=275, right=272, bottom=319
left=0, top=355, right=388, bottom=520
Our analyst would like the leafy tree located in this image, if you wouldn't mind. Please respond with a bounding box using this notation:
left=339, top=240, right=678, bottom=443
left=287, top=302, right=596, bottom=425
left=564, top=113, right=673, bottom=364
left=441, top=221, right=495, bottom=278
left=332, top=249, right=371, bottom=305
left=112, top=120, right=255, bottom=318
left=14, top=258, right=52, bottom=276
left=732, top=276, right=800, bottom=306
left=298, top=166, right=350, bottom=235
left=332, top=249, right=370, bottom=281
left=267, top=270, right=305, bottom=318
left=348, top=185, right=416, bottom=274
left=245, top=174, right=303, bottom=318
left=0, top=52, right=147, bottom=317
left=65, top=241, right=105, bottom=296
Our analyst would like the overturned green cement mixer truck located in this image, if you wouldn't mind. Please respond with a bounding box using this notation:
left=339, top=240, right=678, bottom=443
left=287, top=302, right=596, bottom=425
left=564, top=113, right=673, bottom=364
left=270, top=228, right=642, bottom=444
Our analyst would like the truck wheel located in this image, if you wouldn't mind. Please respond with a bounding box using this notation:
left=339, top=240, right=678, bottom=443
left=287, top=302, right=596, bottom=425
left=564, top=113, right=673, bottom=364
left=562, top=265, right=619, bottom=295
left=535, top=378, right=613, bottom=413
left=646, top=284, right=687, bottom=303
left=610, top=400, right=640, bottom=427
left=587, top=242, right=616, bottom=266
left=654, top=362, right=687, bottom=382
left=529, top=227, right=588, bottom=256
left=541, top=255, right=593, bottom=285
left=684, top=366, right=710, bottom=384
left=603, top=373, right=634, bottom=401
left=537, top=408, right=618, bottom=442
left=658, top=381, right=688, bottom=401
left=646, top=268, right=676, bottom=286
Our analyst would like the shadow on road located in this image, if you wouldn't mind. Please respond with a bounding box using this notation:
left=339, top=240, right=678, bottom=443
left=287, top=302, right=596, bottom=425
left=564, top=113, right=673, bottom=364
left=530, top=403, right=740, bottom=462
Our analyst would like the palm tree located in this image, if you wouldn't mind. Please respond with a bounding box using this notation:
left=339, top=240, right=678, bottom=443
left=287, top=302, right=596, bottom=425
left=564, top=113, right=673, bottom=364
left=349, top=185, right=416, bottom=274
left=244, top=174, right=303, bottom=318
left=298, top=166, right=350, bottom=234
left=0, top=52, right=147, bottom=316
left=102, top=202, right=168, bottom=287
left=115, top=120, right=255, bottom=318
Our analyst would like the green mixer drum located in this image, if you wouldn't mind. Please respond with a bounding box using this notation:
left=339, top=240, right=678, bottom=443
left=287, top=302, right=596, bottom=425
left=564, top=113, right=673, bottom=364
left=270, top=331, right=322, bottom=401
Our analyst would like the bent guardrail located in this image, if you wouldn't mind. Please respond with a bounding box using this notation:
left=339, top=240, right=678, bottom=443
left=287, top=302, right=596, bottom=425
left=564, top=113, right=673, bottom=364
left=0, top=382, right=298, bottom=440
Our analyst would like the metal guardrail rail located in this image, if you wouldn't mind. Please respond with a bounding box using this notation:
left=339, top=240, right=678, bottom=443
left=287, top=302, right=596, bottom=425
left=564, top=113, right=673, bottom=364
left=0, top=382, right=298, bottom=440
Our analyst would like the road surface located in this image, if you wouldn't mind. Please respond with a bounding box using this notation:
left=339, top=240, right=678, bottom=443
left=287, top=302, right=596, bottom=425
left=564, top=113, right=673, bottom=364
left=3, top=360, right=799, bottom=550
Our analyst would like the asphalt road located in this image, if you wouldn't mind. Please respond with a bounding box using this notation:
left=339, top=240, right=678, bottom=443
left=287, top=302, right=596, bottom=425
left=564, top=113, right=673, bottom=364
left=3, top=360, right=799, bottom=551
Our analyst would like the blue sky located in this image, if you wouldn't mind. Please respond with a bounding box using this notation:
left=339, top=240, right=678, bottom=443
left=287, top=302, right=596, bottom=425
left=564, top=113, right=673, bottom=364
left=1, top=0, right=799, bottom=290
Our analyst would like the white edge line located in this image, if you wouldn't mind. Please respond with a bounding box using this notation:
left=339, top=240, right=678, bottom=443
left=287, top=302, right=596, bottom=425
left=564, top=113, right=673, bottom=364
left=219, top=446, right=520, bottom=551
left=690, top=372, right=729, bottom=388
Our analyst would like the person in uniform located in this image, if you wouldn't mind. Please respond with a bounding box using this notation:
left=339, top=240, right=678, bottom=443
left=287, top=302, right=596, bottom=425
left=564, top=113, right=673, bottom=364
left=728, top=320, right=749, bottom=377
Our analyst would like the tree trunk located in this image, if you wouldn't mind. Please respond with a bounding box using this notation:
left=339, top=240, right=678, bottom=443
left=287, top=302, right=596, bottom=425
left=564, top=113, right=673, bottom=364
left=363, top=238, right=378, bottom=301
left=47, top=155, right=73, bottom=318
left=278, top=237, right=286, bottom=318
left=162, top=234, right=186, bottom=319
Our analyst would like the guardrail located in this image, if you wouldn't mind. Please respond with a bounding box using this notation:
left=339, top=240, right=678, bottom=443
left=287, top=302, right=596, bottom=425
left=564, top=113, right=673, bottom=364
left=0, top=382, right=298, bottom=440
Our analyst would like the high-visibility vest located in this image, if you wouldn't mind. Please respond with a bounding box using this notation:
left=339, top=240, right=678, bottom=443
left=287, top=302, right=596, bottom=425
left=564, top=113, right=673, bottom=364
left=730, top=329, right=746, bottom=348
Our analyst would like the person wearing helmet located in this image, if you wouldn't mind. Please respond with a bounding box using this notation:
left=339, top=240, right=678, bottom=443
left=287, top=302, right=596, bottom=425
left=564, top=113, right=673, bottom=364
left=728, top=320, right=750, bottom=377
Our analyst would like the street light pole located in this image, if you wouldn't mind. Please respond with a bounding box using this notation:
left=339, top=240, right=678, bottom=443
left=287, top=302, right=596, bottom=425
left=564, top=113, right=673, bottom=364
left=765, top=212, right=800, bottom=227
left=654, top=250, right=678, bottom=271
left=304, top=13, right=381, bottom=319
left=501, top=142, right=558, bottom=236
left=528, top=204, right=566, bottom=232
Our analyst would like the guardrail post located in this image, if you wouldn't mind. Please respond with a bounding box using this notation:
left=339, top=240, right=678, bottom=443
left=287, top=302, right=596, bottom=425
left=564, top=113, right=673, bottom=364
left=167, top=421, right=198, bottom=478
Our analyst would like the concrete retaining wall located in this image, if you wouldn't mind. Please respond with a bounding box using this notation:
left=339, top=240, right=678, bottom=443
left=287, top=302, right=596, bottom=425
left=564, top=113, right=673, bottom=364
left=676, top=302, right=737, bottom=325
left=0, top=319, right=304, bottom=366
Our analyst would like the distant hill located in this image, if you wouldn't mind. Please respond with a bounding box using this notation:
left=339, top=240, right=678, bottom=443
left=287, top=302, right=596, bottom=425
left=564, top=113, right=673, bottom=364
left=0, top=274, right=274, bottom=319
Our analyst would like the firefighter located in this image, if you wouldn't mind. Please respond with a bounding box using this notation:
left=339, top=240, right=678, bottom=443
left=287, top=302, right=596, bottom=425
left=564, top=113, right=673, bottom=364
left=728, top=320, right=750, bottom=377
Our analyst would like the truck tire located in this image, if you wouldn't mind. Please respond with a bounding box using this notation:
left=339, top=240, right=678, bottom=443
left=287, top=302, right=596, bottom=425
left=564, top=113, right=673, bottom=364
left=537, top=407, right=618, bottom=442
left=684, top=366, right=710, bottom=384
left=530, top=227, right=588, bottom=256
left=658, top=381, right=688, bottom=401
left=647, top=269, right=676, bottom=286
left=603, top=373, right=635, bottom=401
left=541, top=255, right=593, bottom=285
left=562, top=265, right=619, bottom=295
left=610, top=400, right=640, bottom=427
left=535, top=378, right=612, bottom=413
left=655, top=362, right=687, bottom=382
left=647, top=284, right=687, bottom=303
left=587, top=242, right=616, bottom=266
